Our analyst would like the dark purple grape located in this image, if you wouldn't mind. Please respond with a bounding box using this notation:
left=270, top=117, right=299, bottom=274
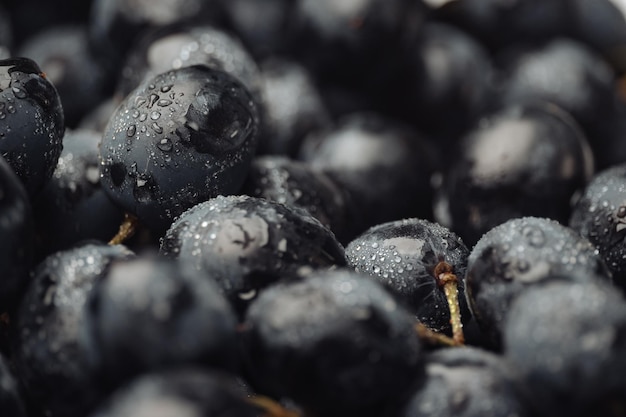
left=33, top=129, right=125, bottom=261
left=345, top=218, right=471, bottom=336
left=389, top=346, right=534, bottom=417
left=466, top=216, right=611, bottom=349
left=566, top=0, right=626, bottom=73
left=12, top=243, right=134, bottom=417
left=88, top=0, right=226, bottom=69
left=0, top=353, right=26, bottom=417
left=257, top=58, right=331, bottom=157
left=242, top=269, right=424, bottom=417
left=17, top=25, right=113, bottom=128
left=99, top=65, right=260, bottom=233
left=160, top=194, right=347, bottom=318
left=290, top=0, right=426, bottom=89
left=393, top=22, right=494, bottom=145
left=434, top=102, right=594, bottom=246
left=0, top=57, right=65, bottom=197
left=83, top=254, right=240, bottom=389
left=117, top=24, right=262, bottom=103
left=241, top=155, right=349, bottom=242
left=496, top=38, right=619, bottom=168
left=433, top=0, right=569, bottom=53
left=88, top=368, right=258, bottom=417
left=504, top=280, right=626, bottom=417
left=497, top=38, right=617, bottom=123
left=0, top=153, right=33, bottom=314
left=220, top=0, right=295, bottom=59
left=300, top=112, right=437, bottom=241
left=570, top=163, right=626, bottom=289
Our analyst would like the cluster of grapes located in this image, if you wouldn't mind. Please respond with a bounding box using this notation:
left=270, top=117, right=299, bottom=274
left=1, top=0, right=626, bottom=417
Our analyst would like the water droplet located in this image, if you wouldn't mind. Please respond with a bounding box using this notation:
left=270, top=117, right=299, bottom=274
left=157, top=99, right=173, bottom=107
left=150, top=111, right=161, bottom=120
left=12, top=86, right=26, bottom=99
left=157, top=138, right=173, bottom=152
left=85, top=166, right=100, bottom=184
left=148, top=94, right=159, bottom=107
left=134, top=177, right=153, bottom=203
left=617, top=206, right=626, bottom=218
left=238, top=289, right=257, bottom=300
left=7, top=105, right=15, bottom=114
left=517, top=259, right=530, bottom=273
left=161, top=85, right=172, bottom=93
left=523, top=226, right=545, bottom=247
left=126, top=125, right=136, bottom=137
left=135, top=96, right=147, bottom=107
left=152, top=123, right=163, bottom=134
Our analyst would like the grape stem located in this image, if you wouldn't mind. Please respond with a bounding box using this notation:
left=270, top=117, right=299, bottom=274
left=414, top=322, right=460, bottom=347
left=434, top=261, right=465, bottom=345
left=108, top=213, right=139, bottom=245
left=248, top=395, right=302, bottom=417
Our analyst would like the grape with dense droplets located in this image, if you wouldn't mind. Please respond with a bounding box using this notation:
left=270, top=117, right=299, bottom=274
left=570, top=163, right=626, bottom=289
left=0, top=57, right=65, bottom=197
left=466, top=216, right=611, bottom=349
left=241, top=155, right=349, bottom=242
left=12, top=243, right=134, bottom=417
left=345, top=218, right=471, bottom=340
left=242, top=269, right=424, bottom=417
left=160, top=194, right=347, bottom=318
left=99, top=65, right=260, bottom=233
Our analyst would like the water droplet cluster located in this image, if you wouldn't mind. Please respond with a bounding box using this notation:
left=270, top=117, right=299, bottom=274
left=160, top=194, right=346, bottom=317
left=346, top=218, right=471, bottom=334
left=0, top=58, right=65, bottom=196
left=99, top=65, right=260, bottom=232
left=466, top=216, right=612, bottom=348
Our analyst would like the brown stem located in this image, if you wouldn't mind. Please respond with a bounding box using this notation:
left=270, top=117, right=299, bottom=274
left=434, top=261, right=465, bottom=345
left=108, top=213, right=139, bottom=245
left=414, top=322, right=460, bottom=347
left=248, top=396, right=302, bottom=417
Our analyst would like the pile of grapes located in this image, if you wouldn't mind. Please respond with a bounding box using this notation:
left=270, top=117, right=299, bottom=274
left=2, top=0, right=626, bottom=416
